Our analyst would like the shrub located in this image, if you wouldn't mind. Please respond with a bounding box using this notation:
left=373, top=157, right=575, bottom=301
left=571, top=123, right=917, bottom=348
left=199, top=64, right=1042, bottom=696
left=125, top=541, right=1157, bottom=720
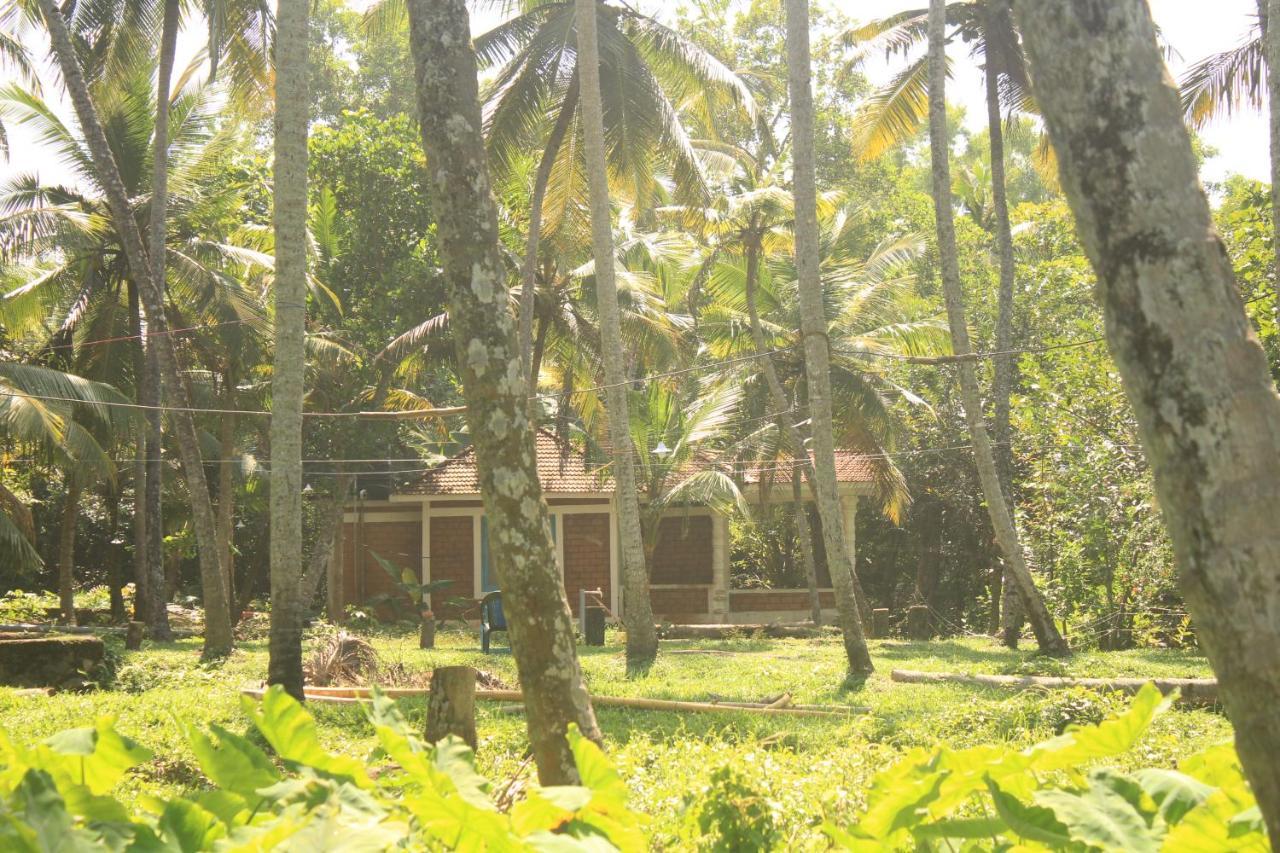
left=683, top=765, right=781, bottom=851
left=0, top=686, right=648, bottom=850
left=824, top=684, right=1266, bottom=851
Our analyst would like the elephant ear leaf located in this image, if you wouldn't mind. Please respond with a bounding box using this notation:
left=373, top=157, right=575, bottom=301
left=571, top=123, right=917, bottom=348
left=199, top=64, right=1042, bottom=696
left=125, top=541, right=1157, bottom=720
left=1029, top=683, right=1170, bottom=770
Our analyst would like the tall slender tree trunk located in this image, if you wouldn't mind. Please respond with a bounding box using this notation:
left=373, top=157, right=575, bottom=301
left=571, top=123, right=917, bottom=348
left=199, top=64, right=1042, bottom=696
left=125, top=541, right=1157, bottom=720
left=927, top=0, right=1067, bottom=656
left=38, top=0, right=233, bottom=656
left=1261, top=0, right=1280, bottom=335
left=127, top=282, right=171, bottom=638
left=982, top=2, right=1025, bottom=647
left=520, top=73, right=579, bottom=386
left=105, top=491, right=126, bottom=621
left=57, top=477, right=81, bottom=625
left=268, top=0, right=309, bottom=701
left=573, top=0, right=659, bottom=668
left=792, top=469, right=822, bottom=627
left=406, top=0, right=602, bottom=785
left=783, top=0, right=874, bottom=675
left=1016, top=0, right=1280, bottom=834
left=742, top=233, right=826, bottom=626
left=216, top=396, right=237, bottom=622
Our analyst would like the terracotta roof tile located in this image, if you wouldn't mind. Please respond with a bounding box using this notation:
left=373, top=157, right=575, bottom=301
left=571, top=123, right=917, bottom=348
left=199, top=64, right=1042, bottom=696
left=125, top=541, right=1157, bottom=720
left=401, top=430, right=612, bottom=495
left=400, top=433, right=874, bottom=496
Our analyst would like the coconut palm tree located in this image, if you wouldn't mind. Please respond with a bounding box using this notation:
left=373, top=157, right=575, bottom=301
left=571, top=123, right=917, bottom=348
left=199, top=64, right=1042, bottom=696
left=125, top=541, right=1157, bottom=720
left=0, top=363, right=125, bottom=578
left=847, top=0, right=1036, bottom=641
left=572, top=0, right=659, bottom=667
left=784, top=0, right=875, bottom=675
left=925, top=0, right=1067, bottom=656
left=0, top=64, right=271, bottom=638
left=475, top=0, right=753, bottom=381
left=1, top=9, right=252, bottom=654
left=266, top=0, right=309, bottom=700
left=1178, top=7, right=1280, bottom=336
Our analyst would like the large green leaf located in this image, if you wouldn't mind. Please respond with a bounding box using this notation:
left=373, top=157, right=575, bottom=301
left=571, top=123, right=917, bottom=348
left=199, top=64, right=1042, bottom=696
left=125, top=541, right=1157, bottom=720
left=38, top=717, right=152, bottom=796
left=186, top=724, right=281, bottom=801
left=1035, top=783, right=1159, bottom=852
left=158, top=798, right=226, bottom=852
left=1029, top=683, right=1170, bottom=771
left=985, top=777, right=1074, bottom=848
left=241, top=686, right=370, bottom=788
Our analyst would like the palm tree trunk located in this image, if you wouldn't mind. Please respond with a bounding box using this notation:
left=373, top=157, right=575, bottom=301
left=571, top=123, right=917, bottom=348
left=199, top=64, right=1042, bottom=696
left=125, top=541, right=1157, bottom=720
left=792, top=469, right=822, bottom=627
left=1262, top=0, right=1280, bottom=334
left=743, top=235, right=826, bottom=627
left=38, top=0, right=233, bottom=657
left=928, top=0, right=1067, bottom=656
left=216, top=398, right=237, bottom=622
left=520, top=73, right=579, bottom=385
left=268, top=0, right=309, bottom=701
left=783, top=0, right=875, bottom=675
left=1016, top=0, right=1280, bottom=834
left=105, top=490, right=126, bottom=622
left=982, top=3, right=1025, bottom=647
left=573, top=0, right=659, bottom=668
left=127, top=281, right=171, bottom=638
left=406, top=0, right=602, bottom=785
left=57, top=477, right=81, bottom=625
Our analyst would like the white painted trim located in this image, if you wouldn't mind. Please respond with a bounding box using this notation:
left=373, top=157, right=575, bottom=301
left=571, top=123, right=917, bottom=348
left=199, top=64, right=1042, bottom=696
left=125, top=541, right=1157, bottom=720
left=650, top=583, right=714, bottom=589
left=608, top=501, right=620, bottom=614
left=341, top=512, right=421, bottom=523
left=421, top=499, right=431, bottom=584
left=554, top=504, right=616, bottom=515
left=472, top=514, right=483, bottom=598
left=730, top=587, right=836, bottom=595
left=428, top=507, right=484, bottom=518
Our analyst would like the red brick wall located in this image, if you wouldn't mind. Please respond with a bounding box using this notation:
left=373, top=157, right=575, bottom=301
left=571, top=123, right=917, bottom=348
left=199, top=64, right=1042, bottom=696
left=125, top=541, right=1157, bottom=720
left=729, top=590, right=836, bottom=612
left=650, top=516, right=713, bottom=584
left=562, top=513, right=610, bottom=610
left=339, top=520, right=421, bottom=617
left=651, top=586, right=710, bottom=617
left=429, top=516, right=475, bottom=616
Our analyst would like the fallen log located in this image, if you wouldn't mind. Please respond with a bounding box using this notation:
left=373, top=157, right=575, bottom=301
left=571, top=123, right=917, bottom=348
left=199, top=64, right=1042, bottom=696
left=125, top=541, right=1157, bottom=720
left=659, top=623, right=832, bottom=640
left=889, top=669, right=1218, bottom=706
left=0, top=623, right=200, bottom=639
left=241, top=686, right=864, bottom=717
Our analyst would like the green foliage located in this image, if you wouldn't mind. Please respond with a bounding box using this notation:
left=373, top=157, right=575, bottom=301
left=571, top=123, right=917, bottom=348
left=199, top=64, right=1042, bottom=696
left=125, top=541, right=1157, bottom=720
left=682, top=765, right=781, bottom=852
left=824, top=685, right=1266, bottom=851
left=0, top=684, right=647, bottom=850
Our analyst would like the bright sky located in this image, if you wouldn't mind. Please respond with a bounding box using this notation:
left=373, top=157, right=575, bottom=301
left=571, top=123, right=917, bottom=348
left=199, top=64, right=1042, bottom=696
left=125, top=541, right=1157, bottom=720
left=1, top=0, right=1267, bottom=190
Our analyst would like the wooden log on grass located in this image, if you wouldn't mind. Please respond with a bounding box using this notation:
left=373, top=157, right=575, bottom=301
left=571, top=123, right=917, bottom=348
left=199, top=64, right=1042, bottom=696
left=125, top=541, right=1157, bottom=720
left=890, top=669, right=1218, bottom=706
left=241, top=686, right=867, bottom=716
left=425, top=666, right=477, bottom=750
left=906, top=606, right=932, bottom=641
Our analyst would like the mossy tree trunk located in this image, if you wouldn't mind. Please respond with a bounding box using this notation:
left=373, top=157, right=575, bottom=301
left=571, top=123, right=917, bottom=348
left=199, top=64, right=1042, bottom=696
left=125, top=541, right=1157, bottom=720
left=37, top=0, right=232, bottom=657
left=405, top=0, right=602, bottom=785
left=268, top=0, right=309, bottom=701
left=927, top=0, right=1067, bottom=656
left=1016, top=0, right=1280, bottom=835
left=783, top=0, right=874, bottom=675
left=573, top=0, right=659, bottom=668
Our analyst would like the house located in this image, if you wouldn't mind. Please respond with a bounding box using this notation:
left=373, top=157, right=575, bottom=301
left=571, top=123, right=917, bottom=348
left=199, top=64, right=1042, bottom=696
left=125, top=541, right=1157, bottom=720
left=332, top=430, right=875, bottom=624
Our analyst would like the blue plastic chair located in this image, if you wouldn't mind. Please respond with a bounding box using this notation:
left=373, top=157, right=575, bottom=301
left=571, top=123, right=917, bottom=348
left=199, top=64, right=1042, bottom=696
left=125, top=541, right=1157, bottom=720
left=481, top=590, right=506, bottom=653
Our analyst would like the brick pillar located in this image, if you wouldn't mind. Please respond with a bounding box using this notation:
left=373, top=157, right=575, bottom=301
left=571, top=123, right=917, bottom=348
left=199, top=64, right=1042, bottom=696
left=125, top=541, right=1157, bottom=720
left=710, top=514, right=730, bottom=620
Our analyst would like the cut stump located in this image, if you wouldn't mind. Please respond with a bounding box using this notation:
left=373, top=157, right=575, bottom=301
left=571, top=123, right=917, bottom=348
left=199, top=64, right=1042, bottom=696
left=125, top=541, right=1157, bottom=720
left=426, top=665, right=477, bottom=749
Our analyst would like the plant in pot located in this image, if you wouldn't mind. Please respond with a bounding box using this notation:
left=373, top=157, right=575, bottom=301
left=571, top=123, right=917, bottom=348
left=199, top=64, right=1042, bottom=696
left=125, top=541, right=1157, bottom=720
left=368, top=551, right=454, bottom=648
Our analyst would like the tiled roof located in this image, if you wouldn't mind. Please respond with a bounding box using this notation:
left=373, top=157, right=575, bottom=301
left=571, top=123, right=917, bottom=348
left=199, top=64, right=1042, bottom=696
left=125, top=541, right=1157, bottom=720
left=401, top=430, right=612, bottom=495
left=740, top=451, right=876, bottom=485
left=401, top=433, right=874, bottom=496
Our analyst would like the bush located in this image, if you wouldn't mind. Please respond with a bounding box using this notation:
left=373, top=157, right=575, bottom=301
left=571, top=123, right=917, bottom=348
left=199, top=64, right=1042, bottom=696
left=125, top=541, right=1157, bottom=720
left=824, top=684, right=1266, bottom=851
left=0, top=686, right=648, bottom=850
left=683, top=766, right=781, bottom=851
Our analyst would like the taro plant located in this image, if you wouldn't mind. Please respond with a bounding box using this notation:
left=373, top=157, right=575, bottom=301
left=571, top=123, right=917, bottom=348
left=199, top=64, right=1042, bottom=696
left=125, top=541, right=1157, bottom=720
left=824, top=683, right=1266, bottom=851
left=0, top=685, right=648, bottom=850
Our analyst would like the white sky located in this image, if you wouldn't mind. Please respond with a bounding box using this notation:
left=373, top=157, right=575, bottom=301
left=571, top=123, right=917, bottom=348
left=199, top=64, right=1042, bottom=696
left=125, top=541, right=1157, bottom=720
left=1, top=0, right=1267, bottom=190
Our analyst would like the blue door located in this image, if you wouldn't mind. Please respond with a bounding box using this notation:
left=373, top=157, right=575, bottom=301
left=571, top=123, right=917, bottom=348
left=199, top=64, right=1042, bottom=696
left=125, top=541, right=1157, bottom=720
left=481, top=515, right=555, bottom=592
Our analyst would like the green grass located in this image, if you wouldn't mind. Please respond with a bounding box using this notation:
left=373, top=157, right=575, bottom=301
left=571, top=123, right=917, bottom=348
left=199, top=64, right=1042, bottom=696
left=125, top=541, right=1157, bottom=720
left=0, top=628, right=1230, bottom=849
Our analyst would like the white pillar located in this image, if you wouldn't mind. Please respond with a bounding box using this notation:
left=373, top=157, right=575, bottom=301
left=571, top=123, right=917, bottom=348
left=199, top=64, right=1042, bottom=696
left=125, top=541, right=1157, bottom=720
left=710, top=513, right=730, bottom=620
left=421, top=499, right=431, bottom=583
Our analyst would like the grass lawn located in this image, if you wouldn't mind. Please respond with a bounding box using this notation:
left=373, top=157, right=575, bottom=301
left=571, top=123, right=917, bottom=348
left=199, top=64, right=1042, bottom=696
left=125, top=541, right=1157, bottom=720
left=0, top=627, right=1231, bottom=849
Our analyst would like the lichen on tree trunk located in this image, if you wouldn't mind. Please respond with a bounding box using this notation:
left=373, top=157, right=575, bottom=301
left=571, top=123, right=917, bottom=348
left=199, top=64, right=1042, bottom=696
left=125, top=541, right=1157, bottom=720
left=405, top=0, right=601, bottom=785
left=1015, top=0, right=1280, bottom=835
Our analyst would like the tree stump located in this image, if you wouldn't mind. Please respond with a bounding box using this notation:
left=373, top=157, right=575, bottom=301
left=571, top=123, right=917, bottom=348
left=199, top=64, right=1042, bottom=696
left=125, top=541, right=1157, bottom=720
left=872, top=609, right=890, bottom=639
left=125, top=621, right=145, bottom=651
left=906, top=605, right=933, bottom=641
left=426, top=665, right=477, bottom=750
left=419, top=618, right=436, bottom=650
left=584, top=607, right=606, bottom=646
